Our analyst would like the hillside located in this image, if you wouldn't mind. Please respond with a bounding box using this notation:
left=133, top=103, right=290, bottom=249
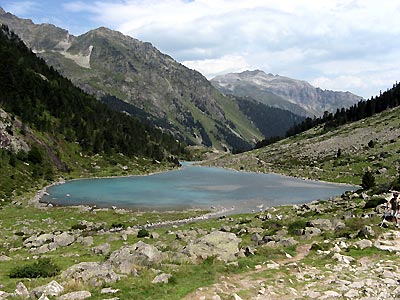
left=211, top=70, right=362, bottom=117
left=207, top=103, right=400, bottom=187
left=0, top=9, right=265, bottom=151
left=0, top=25, right=187, bottom=201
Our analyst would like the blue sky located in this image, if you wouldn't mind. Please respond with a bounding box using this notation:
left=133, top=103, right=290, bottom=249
left=1, top=0, right=400, bottom=99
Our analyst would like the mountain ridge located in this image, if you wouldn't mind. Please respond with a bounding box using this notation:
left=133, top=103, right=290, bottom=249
left=211, top=70, right=363, bottom=117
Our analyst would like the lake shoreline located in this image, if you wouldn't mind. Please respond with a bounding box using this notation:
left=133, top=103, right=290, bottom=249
left=36, top=164, right=356, bottom=216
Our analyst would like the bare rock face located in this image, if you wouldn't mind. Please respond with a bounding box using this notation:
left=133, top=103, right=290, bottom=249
left=61, top=262, right=120, bottom=287
left=108, top=241, right=164, bottom=274
left=184, top=231, right=242, bottom=262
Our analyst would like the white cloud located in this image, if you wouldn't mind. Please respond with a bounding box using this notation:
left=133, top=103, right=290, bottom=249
left=183, top=55, right=251, bottom=79
left=62, top=0, right=400, bottom=98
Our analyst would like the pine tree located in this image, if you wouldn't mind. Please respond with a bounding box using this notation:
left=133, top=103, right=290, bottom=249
left=361, top=171, right=375, bottom=189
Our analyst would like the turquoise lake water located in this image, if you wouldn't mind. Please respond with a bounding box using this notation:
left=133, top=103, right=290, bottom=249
left=42, top=165, right=356, bottom=213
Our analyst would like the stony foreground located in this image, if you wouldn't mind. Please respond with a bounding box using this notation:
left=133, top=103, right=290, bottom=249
left=0, top=191, right=400, bottom=299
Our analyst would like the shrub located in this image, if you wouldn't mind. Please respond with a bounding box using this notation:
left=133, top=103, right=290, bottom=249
left=137, top=228, right=150, bottom=238
left=363, top=198, right=386, bottom=209
left=361, top=171, right=375, bottom=189
left=288, top=220, right=307, bottom=236
left=9, top=258, right=60, bottom=278
left=71, top=223, right=87, bottom=230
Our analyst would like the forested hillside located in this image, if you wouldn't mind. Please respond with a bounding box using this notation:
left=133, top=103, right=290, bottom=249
left=286, top=83, right=400, bottom=136
left=0, top=25, right=187, bottom=201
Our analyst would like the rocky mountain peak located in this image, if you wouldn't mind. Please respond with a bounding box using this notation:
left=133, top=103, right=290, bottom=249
left=0, top=7, right=5, bottom=15
left=212, top=70, right=363, bottom=117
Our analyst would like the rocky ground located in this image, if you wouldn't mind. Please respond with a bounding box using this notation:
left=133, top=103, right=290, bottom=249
left=1, top=189, right=400, bottom=299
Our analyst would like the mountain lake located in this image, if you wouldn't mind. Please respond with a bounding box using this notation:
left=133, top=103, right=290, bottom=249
left=42, top=164, right=357, bottom=213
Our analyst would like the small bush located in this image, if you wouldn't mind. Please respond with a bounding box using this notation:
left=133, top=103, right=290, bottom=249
left=311, top=243, right=330, bottom=252
left=137, top=228, right=150, bottom=238
left=9, top=258, right=60, bottom=278
left=71, top=223, right=87, bottom=230
left=288, top=220, right=307, bottom=236
left=363, top=198, right=386, bottom=209
left=111, top=222, right=126, bottom=229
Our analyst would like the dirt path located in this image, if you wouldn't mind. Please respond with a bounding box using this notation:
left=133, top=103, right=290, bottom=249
left=183, top=244, right=311, bottom=300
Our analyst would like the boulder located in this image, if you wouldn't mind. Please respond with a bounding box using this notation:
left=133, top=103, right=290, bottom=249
left=38, top=294, right=49, bottom=300
left=92, top=243, right=111, bottom=255
left=304, top=227, right=322, bottom=238
left=30, top=244, right=51, bottom=255
left=30, top=280, right=64, bottom=299
left=14, top=282, right=29, bottom=299
left=358, top=226, right=375, bottom=238
left=58, top=291, right=91, bottom=300
left=308, top=219, right=333, bottom=231
left=278, top=237, right=298, bottom=247
left=355, top=239, right=373, bottom=250
left=0, top=291, right=10, bottom=300
left=0, top=255, right=11, bottom=261
left=61, top=262, right=120, bottom=287
left=54, top=232, right=75, bottom=247
left=151, top=273, right=172, bottom=284
left=183, top=231, right=241, bottom=262
left=77, top=236, right=93, bottom=247
left=32, top=234, right=54, bottom=247
left=108, top=241, right=163, bottom=274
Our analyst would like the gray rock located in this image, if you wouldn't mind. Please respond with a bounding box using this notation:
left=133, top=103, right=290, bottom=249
left=355, top=239, right=373, bottom=250
left=0, top=291, right=10, bottom=300
left=100, top=288, right=120, bottom=294
left=92, top=243, right=111, bottom=255
left=58, top=291, right=91, bottom=300
left=344, top=289, right=359, bottom=298
left=54, top=232, right=75, bottom=247
left=304, top=227, right=322, bottom=238
left=0, top=255, right=11, bottom=261
left=278, top=237, right=298, bottom=247
left=151, top=273, right=172, bottom=284
left=61, top=262, right=120, bottom=287
left=38, top=294, right=49, bottom=300
left=30, top=280, right=64, bottom=299
left=32, top=233, right=54, bottom=247
left=151, top=232, right=159, bottom=239
left=183, top=231, right=241, bottom=262
left=14, top=282, right=29, bottom=299
left=77, top=236, right=93, bottom=247
left=358, top=226, right=375, bottom=238
left=108, top=241, right=163, bottom=273
left=309, top=219, right=333, bottom=231
left=30, top=244, right=51, bottom=254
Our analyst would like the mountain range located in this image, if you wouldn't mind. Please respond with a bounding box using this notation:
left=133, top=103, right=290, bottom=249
left=211, top=70, right=363, bottom=117
left=0, top=7, right=361, bottom=150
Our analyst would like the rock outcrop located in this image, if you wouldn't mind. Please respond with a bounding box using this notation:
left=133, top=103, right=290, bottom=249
left=184, top=231, right=241, bottom=262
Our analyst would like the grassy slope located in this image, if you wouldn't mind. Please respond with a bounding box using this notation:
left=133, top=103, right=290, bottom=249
left=207, top=106, right=400, bottom=186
